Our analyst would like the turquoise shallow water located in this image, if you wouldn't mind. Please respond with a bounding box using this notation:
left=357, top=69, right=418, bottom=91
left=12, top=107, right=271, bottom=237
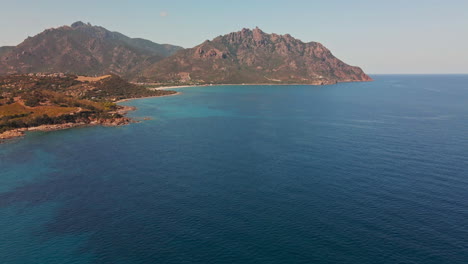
left=1, top=75, right=468, bottom=263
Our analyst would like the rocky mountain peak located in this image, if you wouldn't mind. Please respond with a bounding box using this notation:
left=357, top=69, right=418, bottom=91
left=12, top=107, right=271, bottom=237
left=71, top=21, right=88, bottom=28
left=252, top=27, right=265, bottom=43
left=144, top=28, right=372, bottom=84
left=0, top=22, right=183, bottom=78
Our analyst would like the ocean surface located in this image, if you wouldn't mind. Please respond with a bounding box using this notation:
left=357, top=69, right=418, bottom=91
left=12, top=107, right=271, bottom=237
left=1, top=75, right=467, bottom=264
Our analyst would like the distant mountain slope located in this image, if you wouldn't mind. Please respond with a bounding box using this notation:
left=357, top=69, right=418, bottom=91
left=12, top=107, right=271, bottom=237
left=0, top=22, right=183, bottom=79
left=0, top=24, right=371, bottom=85
left=0, top=46, right=14, bottom=57
left=143, top=28, right=371, bottom=85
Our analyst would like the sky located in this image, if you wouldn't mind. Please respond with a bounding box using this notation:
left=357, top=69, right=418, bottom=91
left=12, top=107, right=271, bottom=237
left=0, top=0, right=467, bottom=74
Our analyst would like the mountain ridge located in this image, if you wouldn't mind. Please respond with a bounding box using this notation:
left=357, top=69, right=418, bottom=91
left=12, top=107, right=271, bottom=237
left=0, top=23, right=371, bottom=85
left=0, top=22, right=183, bottom=79
left=142, top=27, right=372, bottom=84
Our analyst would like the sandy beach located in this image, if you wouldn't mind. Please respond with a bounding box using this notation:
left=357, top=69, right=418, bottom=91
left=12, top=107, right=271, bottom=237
left=151, top=85, right=199, bottom=90
left=116, top=91, right=182, bottom=103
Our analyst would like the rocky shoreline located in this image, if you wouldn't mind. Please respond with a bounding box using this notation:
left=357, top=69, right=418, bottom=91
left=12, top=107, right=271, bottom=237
left=0, top=117, right=132, bottom=142
left=0, top=104, right=140, bottom=143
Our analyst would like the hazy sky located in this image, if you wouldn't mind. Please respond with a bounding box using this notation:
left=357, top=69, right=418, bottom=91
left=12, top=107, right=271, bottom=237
left=1, top=0, right=467, bottom=74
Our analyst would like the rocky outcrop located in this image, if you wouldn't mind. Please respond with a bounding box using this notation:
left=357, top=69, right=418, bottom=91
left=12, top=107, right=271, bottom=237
left=0, top=118, right=132, bottom=142
left=195, top=46, right=228, bottom=59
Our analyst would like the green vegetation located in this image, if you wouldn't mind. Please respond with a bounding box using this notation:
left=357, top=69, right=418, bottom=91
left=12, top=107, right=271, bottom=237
left=85, top=75, right=176, bottom=100
left=0, top=73, right=177, bottom=135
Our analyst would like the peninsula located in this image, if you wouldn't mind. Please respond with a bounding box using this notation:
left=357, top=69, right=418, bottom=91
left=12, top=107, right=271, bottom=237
left=0, top=74, right=176, bottom=141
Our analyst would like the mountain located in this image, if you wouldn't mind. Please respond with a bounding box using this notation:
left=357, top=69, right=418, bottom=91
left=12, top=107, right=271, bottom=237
left=0, top=46, right=14, bottom=57
left=0, top=21, right=183, bottom=79
left=142, top=27, right=371, bottom=85
left=0, top=24, right=371, bottom=85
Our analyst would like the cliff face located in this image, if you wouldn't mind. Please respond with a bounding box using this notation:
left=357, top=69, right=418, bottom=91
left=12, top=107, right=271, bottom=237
left=143, top=27, right=372, bottom=84
left=0, top=22, right=183, bottom=79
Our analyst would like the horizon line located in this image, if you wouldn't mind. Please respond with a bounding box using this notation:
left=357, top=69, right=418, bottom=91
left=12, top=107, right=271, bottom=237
left=368, top=73, right=468, bottom=75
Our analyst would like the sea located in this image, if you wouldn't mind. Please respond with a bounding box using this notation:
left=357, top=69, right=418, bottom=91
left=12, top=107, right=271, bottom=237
left=1, top=75, right=467, bottom=264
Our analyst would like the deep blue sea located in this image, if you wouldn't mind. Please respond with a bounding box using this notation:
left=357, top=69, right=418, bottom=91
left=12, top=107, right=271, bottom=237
left=1, top=75, right=468, bottom=264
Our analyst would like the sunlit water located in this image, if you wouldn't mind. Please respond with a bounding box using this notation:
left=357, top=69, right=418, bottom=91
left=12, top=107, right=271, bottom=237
left=1, top=75, right=467, bottom=263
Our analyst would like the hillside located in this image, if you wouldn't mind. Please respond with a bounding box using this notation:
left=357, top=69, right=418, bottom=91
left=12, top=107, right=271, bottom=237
left=0, top=22, right=183, bottom=79
left=142, top=28, right=372, bottom=85
left=0, top=46, right=14, bottom=57
left=0, top=24, right=372, bottom=85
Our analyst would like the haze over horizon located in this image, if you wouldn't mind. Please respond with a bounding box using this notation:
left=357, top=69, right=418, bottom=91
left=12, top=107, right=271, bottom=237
left=1, top=0, right=467, bottom=74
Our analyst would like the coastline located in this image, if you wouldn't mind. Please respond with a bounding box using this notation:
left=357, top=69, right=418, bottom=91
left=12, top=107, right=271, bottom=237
left=0, top=117, right=133, bottom=142
left=1, top=80, right=369, bottom=143
left=0, top=92, right=182, bottom=143
left=148, top=79, right=372, bottom=90
left=151, top=85, right=198, bottom=90
left=116, top=91, right=181, bottom=103
left=0, top=123, right=88, bottom=141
